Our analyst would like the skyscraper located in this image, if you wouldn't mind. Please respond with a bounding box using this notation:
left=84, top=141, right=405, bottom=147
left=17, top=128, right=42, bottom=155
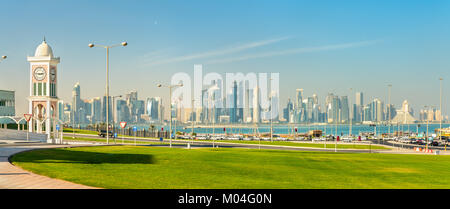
left=231, top=80, right=237, bottom=123
left=355, top=92, right=363, bottom=122
left=355, top=92, right=363, bottom=107
left=146, top=97, right=162, bottom=121
left=253, top=85, right=260, bottom=123
left=91, top=97, right=102, bottom=123
left=340, top=96, right=349, bottom=123
left=72, top=82, right=81, bottom=123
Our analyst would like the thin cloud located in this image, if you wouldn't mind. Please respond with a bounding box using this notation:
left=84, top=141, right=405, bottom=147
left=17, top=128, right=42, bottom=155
left=206, top=40, right=382, bottom=64
left=141, top=36, right=291, bottom=67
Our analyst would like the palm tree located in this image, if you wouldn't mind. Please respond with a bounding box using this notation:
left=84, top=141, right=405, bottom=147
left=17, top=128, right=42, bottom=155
left=149, top=124, right=155, bottom=137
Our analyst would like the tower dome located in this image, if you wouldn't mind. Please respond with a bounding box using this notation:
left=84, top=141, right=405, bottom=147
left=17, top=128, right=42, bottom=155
left=34, top=40, right=54, bottom=57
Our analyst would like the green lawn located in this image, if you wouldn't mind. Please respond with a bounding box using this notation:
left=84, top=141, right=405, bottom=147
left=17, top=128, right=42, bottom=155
left=11, top=146, right=450, bottom=189
left=63, top=136, right=182, bottom=145
left=63, top=128, right=97, bottom=135
left=190, top=139, right=390, bottom=150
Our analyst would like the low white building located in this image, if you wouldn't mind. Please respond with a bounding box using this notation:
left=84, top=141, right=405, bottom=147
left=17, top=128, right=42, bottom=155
left=0, top=90, right=15, bottom=116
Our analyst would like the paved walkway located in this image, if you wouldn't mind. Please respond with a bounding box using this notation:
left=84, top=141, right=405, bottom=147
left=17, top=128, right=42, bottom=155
left=0, top=143, right=99, bottom=189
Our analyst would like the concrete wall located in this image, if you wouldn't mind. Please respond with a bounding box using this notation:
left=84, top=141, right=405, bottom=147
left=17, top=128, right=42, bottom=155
left=0, top=129, right=47, bottom=142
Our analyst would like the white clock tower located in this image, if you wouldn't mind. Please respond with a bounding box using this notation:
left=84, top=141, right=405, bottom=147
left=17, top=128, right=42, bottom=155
left=27, top=39, right=60, bottom=143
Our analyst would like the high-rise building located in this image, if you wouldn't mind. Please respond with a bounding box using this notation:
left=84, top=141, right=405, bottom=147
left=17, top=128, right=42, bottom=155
left=146, top=97, right=162, bottom=121
left=340, top=96, right=349, bottom=123
left=355, top=92, right=363, bottom=122
left=386, top=104, right=396, bottom=121
left=355, top=92, right=363, bottom=107
left=58, top=100, right=64, bottom=122
left=91, top=97, right=102, bottom=123
left=116, top=99, right=129, bottom=123
left=231, top=81, right=237, bottom=123
left=63, top=104, right=72, bottom=123
left=327, top=95, right=340, bottom=123
left=369, top=98, right=384, bottom=122
left=72, top=82, right=81, bottom=123
left=283, top=98, right=294, bottom=123
left=363, top=105, right=371, bottom=122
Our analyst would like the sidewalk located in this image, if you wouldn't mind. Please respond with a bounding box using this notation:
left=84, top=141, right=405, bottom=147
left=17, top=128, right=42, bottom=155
left=0, top=144, right=99, bottom=189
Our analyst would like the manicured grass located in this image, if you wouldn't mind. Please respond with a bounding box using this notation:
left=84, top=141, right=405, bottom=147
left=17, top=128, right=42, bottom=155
left=63, top=136, right=182, bottom=145
left=180, top=139, right=390, bottom=150
left=11, top=146, right=450, bottom=189
left=63, top=128, right=97, bottom=135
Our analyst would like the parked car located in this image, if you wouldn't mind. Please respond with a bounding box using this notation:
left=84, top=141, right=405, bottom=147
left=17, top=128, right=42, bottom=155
left=97, top=129, right=114, bottom=138
left=409, top=138, right=418, bottom=144
left=429, top=141, right=439, bottom=146
left=416, top=139, right=425, bottom=145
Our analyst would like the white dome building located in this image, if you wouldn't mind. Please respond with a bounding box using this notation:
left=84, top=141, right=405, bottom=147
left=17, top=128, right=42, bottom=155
left=34, top=40, right=54, bottom=57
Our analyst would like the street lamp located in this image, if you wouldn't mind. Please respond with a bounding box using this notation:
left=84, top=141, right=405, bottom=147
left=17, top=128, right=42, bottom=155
left=388, top=84, right=392, bottom=138
left=270, top=93, right=274, bottom=143
left=439, top=77, right=444, bottom=150
left=207, top=84, right=219, bottom=148
left=89, top=41, right=127, bottom=145
left=191, top=99, right=196, bottom=144
left=112, top=95, right=122, bottom=143
left=349, top=88, right=353, bottom=138
left=424, top=105, right=430, bottom=151
left=0, top=55, right=6, bottom=62
left=157, top=82, right=183, bottom=148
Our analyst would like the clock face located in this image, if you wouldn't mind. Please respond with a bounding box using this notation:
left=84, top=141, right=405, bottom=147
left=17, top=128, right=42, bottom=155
left=50, top=68, right=56, bottom=81
left=34, top=67, right=46, bottom=81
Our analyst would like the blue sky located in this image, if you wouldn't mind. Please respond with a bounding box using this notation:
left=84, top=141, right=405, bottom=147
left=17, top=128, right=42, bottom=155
left=0, top=0, right=449, bottom=116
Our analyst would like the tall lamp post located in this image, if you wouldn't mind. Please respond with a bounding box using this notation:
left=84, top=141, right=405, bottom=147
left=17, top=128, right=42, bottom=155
left=157, top=83, right=183, bottom=148
left=424, top=105, right=429, bottom=151
left=89, top=41, right=127, bottom=145
left=270, top=94, right=274, bottom=143
left=112, top=95, right=122, bottom=143
left=349, top=88, right=353, bottom=138
left=191, top=99, right=196, bottom=144
left=269, top=78, right=275, bottom=143
left=388, top=84, right=392, bottom=138
left=439, top=77, right=444, bottom=150
left=207, top=84, right=219, bottom=148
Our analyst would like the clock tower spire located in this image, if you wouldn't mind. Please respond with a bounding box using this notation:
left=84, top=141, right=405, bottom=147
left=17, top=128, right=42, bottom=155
left=27, top=39, right=60, bottom=143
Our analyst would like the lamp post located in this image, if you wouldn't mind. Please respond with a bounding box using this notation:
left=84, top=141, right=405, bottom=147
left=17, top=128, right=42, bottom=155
left=191, top=99, right=196, bottom=144
left=89, top=41, right=127, bottom=145
left=270, top=94, right=273, bottom=143
left=72, top=104, right=75, bottom=139
left=157, top=83, right=183, bottom=148
left=349, top=88, right=353, bottom=138
left=112, top=95, right=122, bottom=143
left=207, top=84, right=219, bottom=148
left=388, top=84, right=392, bottom=138
left=424, top=105, right=429, bottom=151
left=0, top=55, right=6, bottom=62
left=269, top=78, right=274, bottom=143
left=439, top=77, right=444, bottom=150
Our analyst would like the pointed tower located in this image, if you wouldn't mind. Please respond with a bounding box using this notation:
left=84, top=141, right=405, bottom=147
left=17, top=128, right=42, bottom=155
left=27, top=39, right=60, bottom=142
